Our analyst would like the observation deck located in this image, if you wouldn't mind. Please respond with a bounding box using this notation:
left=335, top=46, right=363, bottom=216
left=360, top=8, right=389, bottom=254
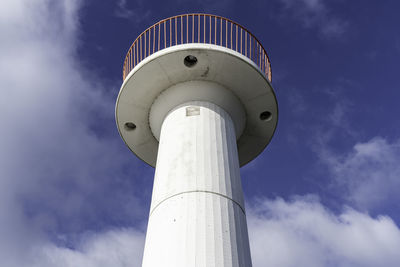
left=116, top=14, right=278, bottom=167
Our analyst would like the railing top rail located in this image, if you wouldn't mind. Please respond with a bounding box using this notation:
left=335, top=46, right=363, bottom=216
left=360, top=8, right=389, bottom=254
left=122, top=13, right=272, bottom=82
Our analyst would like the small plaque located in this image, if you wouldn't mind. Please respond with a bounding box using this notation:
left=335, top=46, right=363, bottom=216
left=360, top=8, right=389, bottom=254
left=186, top=106, right=200, bottom=116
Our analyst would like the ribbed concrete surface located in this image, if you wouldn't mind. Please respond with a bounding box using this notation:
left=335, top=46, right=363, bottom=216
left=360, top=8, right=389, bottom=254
left=142, top=101, right=252, bottom=267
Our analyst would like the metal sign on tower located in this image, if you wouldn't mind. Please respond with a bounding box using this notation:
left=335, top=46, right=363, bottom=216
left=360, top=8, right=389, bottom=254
left=115, top=13, right=278, bottom=267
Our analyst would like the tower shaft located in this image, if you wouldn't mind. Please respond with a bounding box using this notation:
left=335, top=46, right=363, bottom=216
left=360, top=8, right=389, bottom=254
left=142, top=101, right=252, bottom=267
left=116, top=14, right=277, bottom=266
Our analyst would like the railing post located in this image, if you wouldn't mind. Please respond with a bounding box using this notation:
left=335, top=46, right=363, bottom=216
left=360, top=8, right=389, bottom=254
left=169, top=18, right=172, bottom=47
left=146, top=31, right=148, bottom=57
left=209, top=15, right=212, bottom=44
left=203, top=14, right=206, bottom=43
left=245, top=32, right=247, bottom=57
left=181, top=16, right=183, bottom=45
left=214, top=16, right=217, bottom=45
left=198, top=14, right=200, bottom=43
left=225, top=20, right=228, bottom=47
left=236, top=25, right=238, bottom=51
left=175, top=17, right=177, bottom=46
left=220, top=18, right=222, bottom=45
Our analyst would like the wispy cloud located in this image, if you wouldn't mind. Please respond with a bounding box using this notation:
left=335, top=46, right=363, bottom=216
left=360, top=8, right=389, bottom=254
left=302, top=82, right=400, bottom=212
left=276, top=0, right=348, bottom=39
left=318, top=137, right=400, bottom=212
left=280, top=78, right=399, bottom=214
left=175, top=0, right=232, bottom=12
left=114, top=0, right=151, bottom=24
left=301, top=81, right=400, bottom=212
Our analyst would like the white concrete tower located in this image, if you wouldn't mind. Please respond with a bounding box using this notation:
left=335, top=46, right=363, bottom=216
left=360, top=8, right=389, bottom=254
left=116, top=14, right=278, bottom=267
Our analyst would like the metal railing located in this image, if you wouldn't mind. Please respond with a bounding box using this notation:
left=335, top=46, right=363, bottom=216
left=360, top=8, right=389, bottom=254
left=122, top=14, right=272, bottom=82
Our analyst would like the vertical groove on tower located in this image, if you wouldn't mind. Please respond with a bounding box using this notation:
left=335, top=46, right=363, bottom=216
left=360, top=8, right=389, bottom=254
left=214, top=103, right=224, bottom=267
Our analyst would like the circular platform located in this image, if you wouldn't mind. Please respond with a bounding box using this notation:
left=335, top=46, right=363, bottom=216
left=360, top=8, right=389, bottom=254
left=116, top=44, right=278, bottom=167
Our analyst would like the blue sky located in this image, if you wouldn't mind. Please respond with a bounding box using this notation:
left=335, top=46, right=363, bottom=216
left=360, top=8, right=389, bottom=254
left=1, top=0, right=400, bottom=266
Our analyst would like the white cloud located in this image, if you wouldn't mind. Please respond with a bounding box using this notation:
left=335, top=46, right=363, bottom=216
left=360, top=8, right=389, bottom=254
left=321, top=137, right=400, bottom=211
left=25, top=196, right=400, bottom=267
left=19, top=196, right=400, bottom=267
left=276, top=0, right=348, bottom=38
left=34, top=196, right=400, bottom=267
left=0, top=0, right=147, bottom=265
left=248, top=197, right=400, bottom=267
left=33, top=229, right=145, bottom=267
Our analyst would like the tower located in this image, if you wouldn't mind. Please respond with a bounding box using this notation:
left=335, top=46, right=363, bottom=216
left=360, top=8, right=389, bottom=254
left=116, top=14, right=277, bottom=267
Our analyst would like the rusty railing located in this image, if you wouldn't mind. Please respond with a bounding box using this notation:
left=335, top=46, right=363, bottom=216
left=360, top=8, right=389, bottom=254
left=122, top=14, right=272, bottom=82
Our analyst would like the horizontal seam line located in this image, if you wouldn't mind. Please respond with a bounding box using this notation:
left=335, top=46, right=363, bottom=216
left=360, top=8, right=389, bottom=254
left=150, top=190, right=246, bottom=216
